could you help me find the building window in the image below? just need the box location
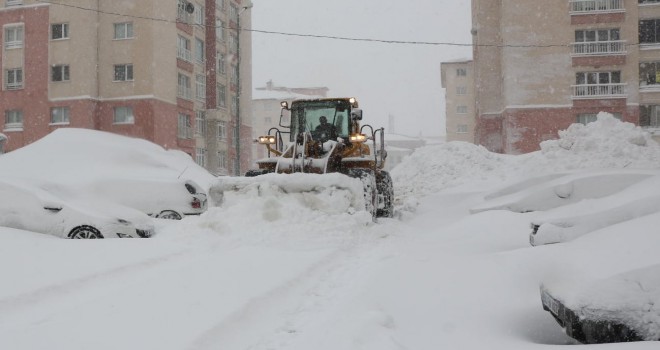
[577,113,622,125]
[640,61,660,87]
[640,19,660,44]
[178,73,192,99]
[229,33,238,53]
[229,4,239,22]
[231,96,238,116]
[640,105,660,128]
[177,0,192,22]
[5,0,23,7]
[640,0,660,4]
[217,151,227,171]
[51,23,69,40]
[264,117,272,124]
[218,53,226,74]
[113,106,134,124]
[196,74,206,101]
[456,86,467,95]
[216,18,225,41]
[5,68,23,90]
[178,113,192,139]
[216,0,226,11]
[195,38,205,63]
[4,25,23,49]
[51,65,70,82]
[456,105,468,114]
[230,65,239,85]
[114,22,134,39]
[195,111,207,135]
[456,68,467,77]
[195,148,207,167]
[50,107,70,124]
[573,28,624,55]
[4,110,23,130]
[217,83,226,107]
[114,64,134,81]
[456,124,468,133]
[217,121,227,140]
[177,35,192,62]
[194,5,205,25]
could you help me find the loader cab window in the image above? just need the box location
[290,100,351,141]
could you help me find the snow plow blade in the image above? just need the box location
[208,172,375,216]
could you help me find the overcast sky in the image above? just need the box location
[249,0,473,137]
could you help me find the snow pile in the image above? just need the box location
[0,128,215,190]
[391,113,660,213]
[533,112,660,170]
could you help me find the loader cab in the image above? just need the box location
[283,99,357,143]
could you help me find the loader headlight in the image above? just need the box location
[349,133,367,143]
[349,97,358,107]
[258,135,277,145]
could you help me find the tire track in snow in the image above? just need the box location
[186,229,393,350]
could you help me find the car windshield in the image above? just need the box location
[290,100,350,141]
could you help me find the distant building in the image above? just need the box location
[471,0,660,153]
[383,133,426,171]
[251,80,327,163]
[0,0,253,175]
[441,60,476,143]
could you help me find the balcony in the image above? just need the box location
[571,40,626,56]
[571,83,626,99]
[177,47,192,62]
[569,0,625,14]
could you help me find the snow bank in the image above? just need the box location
[391,113,660,212]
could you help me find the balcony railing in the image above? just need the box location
[177,47,192,62]
[177,85,192,99]
[571,40,626,56]
[4,40,22,49]
[571,83,626,98]
[569,0,625,13]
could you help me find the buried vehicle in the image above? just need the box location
[215,97,393,218]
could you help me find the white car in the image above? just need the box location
[79,178,208,220]
[0,178,154,239]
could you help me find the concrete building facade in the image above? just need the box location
[1,0,253,175]
[471,0,660,154]
[441,60,477,143]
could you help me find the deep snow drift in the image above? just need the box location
[1,114,660,349]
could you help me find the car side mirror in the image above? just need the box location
[351,108,363,121]
[279,108,291,128]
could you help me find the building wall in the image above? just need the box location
[1,0,253,175]
[471,0,660,153]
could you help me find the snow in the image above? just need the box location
[2,114,660,348]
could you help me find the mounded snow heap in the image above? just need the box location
[0,128,215,190]
[391,113,660,210]
[533,112,660,169]
[390,142,514,202]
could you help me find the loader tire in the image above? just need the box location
[376,171,394,218]
[346,168,377,218]
[245,169,270,177]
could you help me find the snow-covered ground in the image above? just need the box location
[1,114,660,349]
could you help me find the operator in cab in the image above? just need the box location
[314,116,338,141]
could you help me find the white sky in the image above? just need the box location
[250,0,473,137]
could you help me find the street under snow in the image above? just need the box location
[1,114,660,349]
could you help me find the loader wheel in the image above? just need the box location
[376,171,394,218]
[245,169,270,177]
[346,168,377,218]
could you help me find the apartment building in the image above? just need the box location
[440,60,476,143]
[471,0,660,154]
[0,0,252,175]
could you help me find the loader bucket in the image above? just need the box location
[209,173,374,217]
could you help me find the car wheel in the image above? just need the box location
[157,210,183,220]
[68,225,104,239]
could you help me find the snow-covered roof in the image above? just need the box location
[252,89,325,101]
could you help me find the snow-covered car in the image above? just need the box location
[80,178,208,220]
[471,169,657,214]
[539,212,660,343]
[0,178,154,239]
[529,174,660,246]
